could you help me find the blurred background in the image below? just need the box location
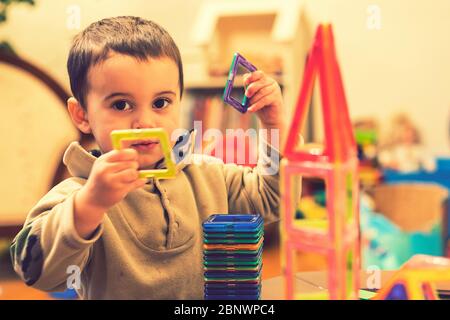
[0,0,449,299]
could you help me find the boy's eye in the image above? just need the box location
[153,98,170,109]
[112,100,132,111]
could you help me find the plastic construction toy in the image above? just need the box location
[223,52,257,113]
[202,214,264,300]
[110,128,176,179]
[280,24,360,300]
[369,254,450,300]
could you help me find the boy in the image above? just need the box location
[10,16,285,299]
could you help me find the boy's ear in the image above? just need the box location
[67,97,92,134]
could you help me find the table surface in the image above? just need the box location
[261,270,450,299]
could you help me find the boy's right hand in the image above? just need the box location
[74,149,146,239]
[82,148,146,209]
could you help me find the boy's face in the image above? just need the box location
[75,53,181,169]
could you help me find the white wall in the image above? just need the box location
[0,0,204,88]
[304,0,450,155]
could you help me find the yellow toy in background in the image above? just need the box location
[372,254,450,300]
[110,128,176,179]
[296,197,327,220]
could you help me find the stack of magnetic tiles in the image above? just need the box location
[203,214,264,300]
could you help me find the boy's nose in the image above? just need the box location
[131,109,157,129]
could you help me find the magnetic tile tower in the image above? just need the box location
[280,24,360,300]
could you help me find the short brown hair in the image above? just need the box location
[67,16,184,108]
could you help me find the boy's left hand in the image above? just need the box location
[244,71,286,145]
[244,71,284,127]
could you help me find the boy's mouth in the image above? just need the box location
[130,139,160,152]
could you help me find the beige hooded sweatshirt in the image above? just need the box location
[10,131,280,299]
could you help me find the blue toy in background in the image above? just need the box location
[383,157,450,244]
[49,288,78,300]
[360,199,444,270]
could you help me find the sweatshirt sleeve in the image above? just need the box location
[222,138,282,225]
[10,177,103,292]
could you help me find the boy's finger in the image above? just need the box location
[245,79,271,98]
[105,160,139,173]
[124,177,147,193]
[104,148,139,162]
[128,178,147,192]
[248,96,272,113]
[243,73,251,85]
[248,83,276,102]
[114,168,140,183]
[243,70,265,86]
